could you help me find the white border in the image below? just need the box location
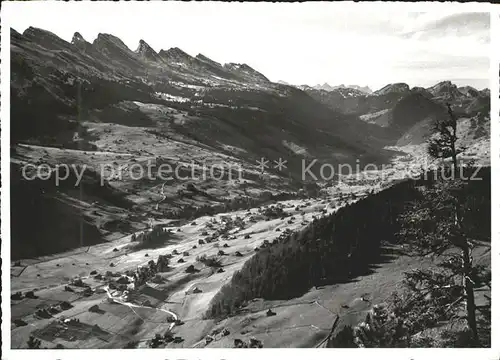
[489,9,500,358]
[1,2,499,359]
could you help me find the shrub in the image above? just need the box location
[11,292,23,300]
[198,255,222,268]
[25,291,37,299]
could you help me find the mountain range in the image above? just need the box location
[10,26,490,257]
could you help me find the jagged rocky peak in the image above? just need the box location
[373,83,410,96]
[72,32,86,44]
[224,62,269,82]
[458,85,479,98]
[160,47,193,62]
[314,83,336,91]
[427,81,461,98]
[479,88,490,96]
[23,26,57,39]
[410,86,433,97]
[23,27,60,42]
[135,39,161,61]
[71,32,93,53]
[11,28,23,41]
[196,53,222,67]
[93,33,130,51]
[348,85,373,94]
[22,26,71,50]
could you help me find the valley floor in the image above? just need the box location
[10,127,491,349]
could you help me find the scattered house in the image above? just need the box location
[249,337,263,348]
[117,276,130,284]
[163,331,174,343]
[198,239,205,245]
[235,251,243,257]
[177,258,185,263]
[216,268,225,273]
[25,291,37,299]
[192,245,197,249]
[193,287,202,294]
[71,278,85,287]
[183,251,190,256]
[244,234,251,239]
[48,306,60,314]
[151,274,164,284]
[145,253,149,257]
[223,243,229,248]
[13,319,27,327]
[266,309,276,317]
[11,292,23,300]
[222,328,230,336]
[234,339,246,348]
[217,250,225,256]
[113,248,119,252]
[81,287,93,297]
[109,263,115,267]
[185,265,197,273]
[90,270,97,275]
[205,335,214,344]
[35,308,52,319]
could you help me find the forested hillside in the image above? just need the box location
[207,167,490,319]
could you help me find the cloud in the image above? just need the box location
[399,12,490,40]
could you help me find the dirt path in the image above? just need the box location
[104,286,179,331]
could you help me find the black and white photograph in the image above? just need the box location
[1,1,497,356]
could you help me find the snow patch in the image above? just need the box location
[282,140,309,156]
[155,92,190,103]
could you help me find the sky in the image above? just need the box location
[5,1,491,91]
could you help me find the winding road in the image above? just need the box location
[104,286,179,331]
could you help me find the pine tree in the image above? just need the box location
[399,104,481,345]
